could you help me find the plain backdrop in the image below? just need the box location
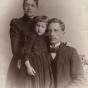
[0,0,88,88]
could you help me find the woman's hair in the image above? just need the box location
[33,15,49,26]
[23,0,38,7]
[48,18,65,31]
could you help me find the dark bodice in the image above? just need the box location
[10,15,33,56]
[24,32,48,61]
[32,34,48,54]
[26,32,48,54]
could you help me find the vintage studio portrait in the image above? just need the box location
[0,0,88,88]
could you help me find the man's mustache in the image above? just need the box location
[49,37,56,40]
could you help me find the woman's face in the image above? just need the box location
[35,22,47,35]
[23,0,37,18]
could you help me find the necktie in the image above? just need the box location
[50,46,59,53]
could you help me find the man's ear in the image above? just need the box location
[62,31,65,35]
[61,31,65,37]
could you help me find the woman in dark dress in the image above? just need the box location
[5,0,38,88]
[19,16,54,88]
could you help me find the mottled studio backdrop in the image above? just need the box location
[0,0,88,88]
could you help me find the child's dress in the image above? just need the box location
[19,32,53,88]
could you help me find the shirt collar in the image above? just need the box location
[50,42,61,48]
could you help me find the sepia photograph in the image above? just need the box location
[0,0,88,88]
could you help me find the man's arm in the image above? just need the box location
[66,48,85,88]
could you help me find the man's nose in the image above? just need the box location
[51,31,54,36]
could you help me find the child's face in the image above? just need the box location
[35,22,47,35]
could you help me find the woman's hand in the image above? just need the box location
[17,59,22,69]
[25,61,36,76]
[27,65,36,76]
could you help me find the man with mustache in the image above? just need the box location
[47,18,85,88]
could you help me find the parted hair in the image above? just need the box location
[48,18,65,31]
[23,0,38,7]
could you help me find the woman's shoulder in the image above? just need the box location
[10,18,19,26]
[10,16,25,26]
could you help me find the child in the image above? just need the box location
[19,16,53,88]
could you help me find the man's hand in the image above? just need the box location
[84,59,88,65]
[62,42,70,46]
[17,59,22,69]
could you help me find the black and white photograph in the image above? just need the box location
[0,0,88,88]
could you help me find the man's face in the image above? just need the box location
[48,23,64,45]
[35,22,47,35]
[23,0,37,17]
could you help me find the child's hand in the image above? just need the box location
[27,65,36,76]
[17,59,22,69]
[25,61,36,76]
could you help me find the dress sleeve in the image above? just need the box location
[23,32,36,62]
[66,48,86,88]
[10,19,23,57]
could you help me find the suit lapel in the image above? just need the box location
[55,43,67,75]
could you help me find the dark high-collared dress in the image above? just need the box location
[19,32,54,88]
[5,15,34,88]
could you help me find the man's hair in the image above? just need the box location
[33,15,48,26]
[48,18,65,31]
[23,0,38,7]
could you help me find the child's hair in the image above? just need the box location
[48,18,65,31]
[33,15,49,26]
[33,15,49,33]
